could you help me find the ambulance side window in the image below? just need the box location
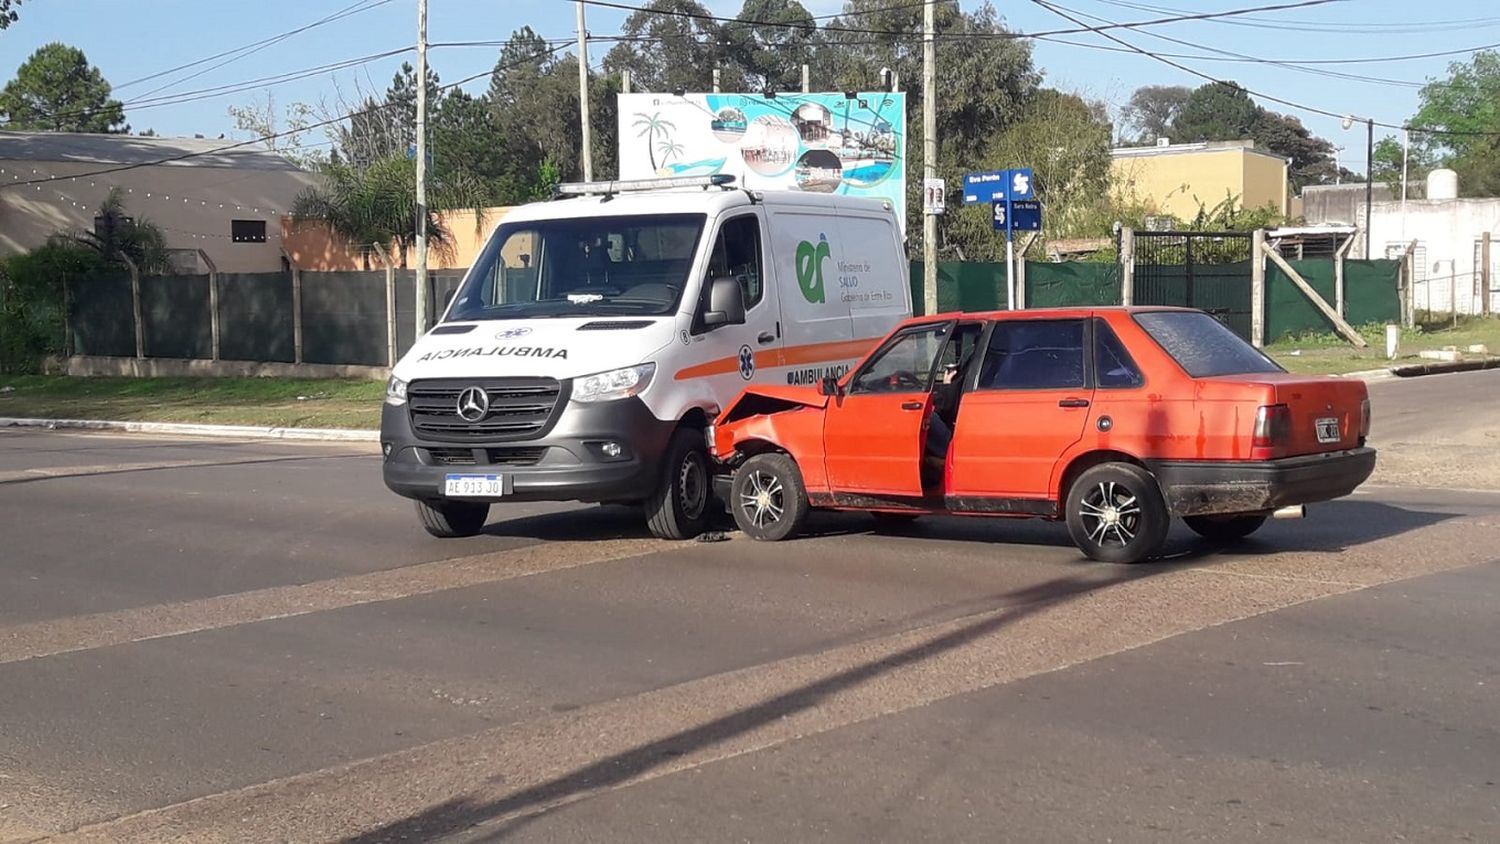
[706,215,764,310]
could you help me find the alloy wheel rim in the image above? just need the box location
[738,469,785,529]
[1079,480,1142,548]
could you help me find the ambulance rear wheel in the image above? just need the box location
[646,428,711,540]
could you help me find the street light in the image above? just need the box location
[1342,115,1374,258]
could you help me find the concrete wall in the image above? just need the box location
[1368,198,1500,314]
[1301,183,1395,226]
[0,160,319,273]
[1111,146,1289,221]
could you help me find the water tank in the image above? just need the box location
[1427,168,1458,200]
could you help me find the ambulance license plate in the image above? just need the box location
[444,474,506,497]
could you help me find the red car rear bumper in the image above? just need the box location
[1148,447,1377,517]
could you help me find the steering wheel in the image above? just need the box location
[886,370,923,390]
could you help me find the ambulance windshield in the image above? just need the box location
[447,214,706,321]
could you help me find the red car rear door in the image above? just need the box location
[823,322,953,496]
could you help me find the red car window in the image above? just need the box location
[978,320,1086,390]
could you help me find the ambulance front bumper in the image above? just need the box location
[380,397,675,504]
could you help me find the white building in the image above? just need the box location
[1365,169,1500,316]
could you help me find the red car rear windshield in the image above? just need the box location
[1135,311,1284,378]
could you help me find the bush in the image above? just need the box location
[0,241,105,374]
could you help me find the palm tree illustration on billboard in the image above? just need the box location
[633,112,677,172]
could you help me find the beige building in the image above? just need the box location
[0,132,319,273]
[1111,139,1291,222]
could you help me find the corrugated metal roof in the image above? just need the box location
[0,131,306,171]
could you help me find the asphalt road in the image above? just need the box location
[1,371,1498,842]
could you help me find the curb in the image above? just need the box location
[1390,357,1500,378]
[1337,368,1397,382]
[0,417,379,442]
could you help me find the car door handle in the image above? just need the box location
[1058,398,1090,408]
[757,331,776,345]
[901,401,924,410]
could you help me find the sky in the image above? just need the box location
[2,0,1497,169]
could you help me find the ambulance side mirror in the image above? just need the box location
[702,277,746,329]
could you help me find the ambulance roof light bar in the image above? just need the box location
[554,174,737,197]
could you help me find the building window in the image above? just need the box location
[232,219,267,243]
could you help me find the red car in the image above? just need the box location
[709,307,1375,563]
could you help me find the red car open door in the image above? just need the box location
[823,322,952,496]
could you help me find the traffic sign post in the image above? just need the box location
[970,168,1041,311]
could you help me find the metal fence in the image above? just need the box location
[1132,231,1255,339]
[66,267,468,368]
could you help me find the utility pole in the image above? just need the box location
[414,0,429,336]
[921,0,937,317]
[576,1,593,181]
[1364,117,1374,260]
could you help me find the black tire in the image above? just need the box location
[416,499,489,538]
[729,452,810,542]
[645,428,712,540]
[1065,462,1169,564]
[1184,513,1268,542]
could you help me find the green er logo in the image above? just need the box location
[795,234,832,304]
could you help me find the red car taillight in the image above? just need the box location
[1360,398,1371,440]
[1252,404,1291,460]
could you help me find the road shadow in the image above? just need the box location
[813,498,1455,562]
[480,505,657,542]
[337,554,1219,844]
[0,451,368,486]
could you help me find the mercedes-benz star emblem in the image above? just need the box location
[456,386,490,422]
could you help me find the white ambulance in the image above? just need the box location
[381,175,912,540]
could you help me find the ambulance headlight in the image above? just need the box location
[385,376,409,406]
[572,363,656,403]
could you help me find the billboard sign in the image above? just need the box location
[617,91,907,231]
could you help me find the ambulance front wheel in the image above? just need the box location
[645,428,711,540]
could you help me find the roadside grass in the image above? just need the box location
[0,376,383,429]
[1265,314,1500,375]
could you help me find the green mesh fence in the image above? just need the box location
[1266,259,1400,342]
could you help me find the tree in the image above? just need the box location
[65,188,170,273]
[816,0,1038,256]
[1169,82,1257,143]
[1120,85,1190,145]
[982,89,1113,247]
[1409,50,1500,197]
[603,0,743,94]
[722,0,820,92]
[1251,110,1338,189]
[292,155,489,264]
[0,43,126,132]
[228,91,323,169]
[0,0,20,30]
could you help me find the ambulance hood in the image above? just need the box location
[392,318,678,382]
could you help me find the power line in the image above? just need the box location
[569,0,1343,42]
[1026,0,1500,137]
[1093,0,1500,34]
[121,0,395,97]
[0,43,576,192]
[1041,0,1488,91]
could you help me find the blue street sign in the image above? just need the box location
[991,200,1008,231]
[965,167,1035,204]
[964,170,1006,204]
[1008,168,1034,201]
[1010,198,1042,232]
